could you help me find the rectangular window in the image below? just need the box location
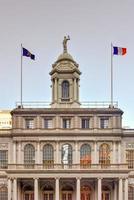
[25,119,34,129]
[81,118,90,129]
[44,119,53,129]
[63,119,71,129]
[126,150,134,169]
[100,118,109,129]
[0,150,8,169]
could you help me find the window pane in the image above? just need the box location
[0,150,8,169]
[126,150,134,169]
[25,119,34,129]
[62,144,72,166]
[43,144,54,168]
[63,119,70,129]
[44,119,53,128]
[24,144,35,168]
[0,187,7,200]
[99,144,110,167]
[80,144,91,167]
[129,186,134,200]
[100,118,109,128]
[81,119,89,129]
[62,81,69,99]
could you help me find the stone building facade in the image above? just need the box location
[0,41,134,200]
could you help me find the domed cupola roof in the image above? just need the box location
[57,52,74,62]
[50,36,81,76]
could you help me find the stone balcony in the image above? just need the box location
[7,163,128,171]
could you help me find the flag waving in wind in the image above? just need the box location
[22,47,35,60]
[113,46,127,56]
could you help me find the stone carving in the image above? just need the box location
[126,143,134,149]
[63,35,70,53]
[0,143,8,150]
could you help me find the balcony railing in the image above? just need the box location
[16,101,118,109]
[7,163,128,170]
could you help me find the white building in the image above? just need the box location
[0,39,134,200]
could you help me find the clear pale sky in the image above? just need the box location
[0,0,134,128]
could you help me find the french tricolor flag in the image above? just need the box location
[113,46,127,55]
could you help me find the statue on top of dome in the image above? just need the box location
[63,35,70,53]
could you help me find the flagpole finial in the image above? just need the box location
[63,35,70,53]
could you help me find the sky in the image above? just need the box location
[0,0,134,128]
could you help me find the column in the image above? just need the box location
[13,142,16,164]
[8,178,12,200]
[76,178,80,200]
[118,178,123,200]
[13,178,17,200]
[94,141,97,164]
[113,142,116,164]
[56,141,59,164]
[74,78,77,101]
[37,142,40,164]
[118,142,121,163]
[55,178,59,200]
[54,78,57,101]
[18,142,21,164]
[52,79,54,102]
[98,178,102,200]
[75,141,78,164]
[34,178,39,200]
[124,178,128,200]
[114,181,117,200]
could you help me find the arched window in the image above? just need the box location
[80,144,91,168]
[99,143,110,167]
[24,144,35,168]
[43,144,54,168]
[0,186,8,200]
[61,144,72,167]
[62,81,69,100]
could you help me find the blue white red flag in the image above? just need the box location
[113,46,127,55]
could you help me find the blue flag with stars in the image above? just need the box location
[22,47,35,60]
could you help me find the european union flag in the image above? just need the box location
[22,47,35,60]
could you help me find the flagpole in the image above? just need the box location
[111,43,113,107]
[21,44,23,108]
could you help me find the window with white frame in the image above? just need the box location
[44,119,53,129]
[25,119,34,129]
[81,118,90,129]
[0,150,8,169]
[100,118,109,129]
[62,118,71,129]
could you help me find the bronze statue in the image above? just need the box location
[63,35,70,53]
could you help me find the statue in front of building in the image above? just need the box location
[63,35,70,53]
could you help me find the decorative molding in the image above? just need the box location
[0,143,8,150]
